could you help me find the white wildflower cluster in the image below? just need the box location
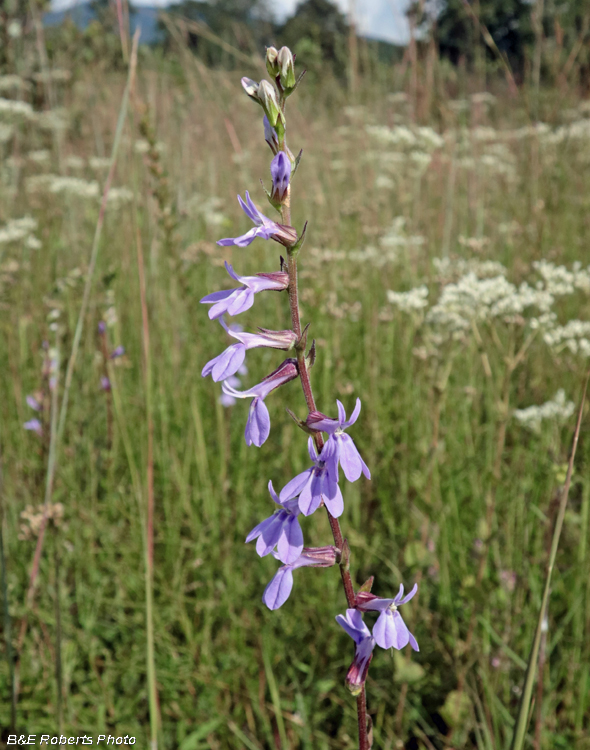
[35,109,70,133]
[434,256,507,280]
[184,194,227,228]
[513,390,575,435]
[0,216,39,246]
[533,260,590,296]
[27,149,51,164]
[49,176,100,198]
[32,69,71,84]
[106,187,133,209]
[386,286,429,313]
[0,97,34,123]
[379,217,425,250]
[65,155,85,171]
[26,174,100,199]
[0,124,13,144]
[134,139,166,155]
[89,157,112,171]
[322,291,362,321]
[0,75,28,94]
[542,320,590,357]
[426,273,553,332]
[365,125,444,178]
[309,244,402,268]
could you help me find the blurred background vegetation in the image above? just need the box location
[1,0,590,748]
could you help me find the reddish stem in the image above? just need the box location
[282,181,368,749]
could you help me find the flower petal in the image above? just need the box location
[263,566,294,610]
[337,434,364,482]
[254,514,284,557]
[298,472,322,516]
[277,515,303,564]
[245,398,270,447]
[391,611,410,649]
[343,397,361,428]
[322,480,343,518]
[245,513,276,544]
[226,288,253,317]
[372,610,394,649]
[336,608,370,643]
[279,469,312,504]
[399,583,418,605]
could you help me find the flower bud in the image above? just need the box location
[277,46,296,92]
[269,223,298,248]
[266,46,279,78]
[270,152,291,203]
[241,77,259,100]
[263,116,279,154]
[256,328,298,350]
[258,80,282,129]
[345,637,374,696]
[297,546,339,567]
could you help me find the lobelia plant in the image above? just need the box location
[200,46,419,750]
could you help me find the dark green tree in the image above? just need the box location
[277,0,349,76]
[159,0,273,66]
[434,0,534,74]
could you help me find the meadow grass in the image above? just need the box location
[1,51,590,749]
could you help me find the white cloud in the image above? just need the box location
[51,0,410,44]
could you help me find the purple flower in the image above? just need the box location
[270,152,291,203]
[356,584,419,651]
[217,192,297,248]
[101,376,111,392]
[263,115,279,153]
[246,481,303,564]
[200,261,289,320]
[279,437,343,517]
[24,418,42,437]
[221,359,298,447]
[263,546,339,610]
[307,399,371,483]
[202,321,297,383]
[26,394,42,412]
[98,321,106,334]
[110,346,125,359]
[335,609,375,695]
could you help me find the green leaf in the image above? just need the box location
[179,719,223,749]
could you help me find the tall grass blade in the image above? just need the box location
[510,373,589,750]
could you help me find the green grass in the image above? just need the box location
[1,56,590,749]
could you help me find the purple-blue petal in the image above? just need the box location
[255,514,285,557]
[211,344,246,382]
[263,566,294,610]
[246,512,277,544]
[226,288,254,317]
[343,398,362,428]
[337,433,365,482]
[238,192,262,224]
[297,472,321,516]
[280,468,312,504]
[276,515,303,564]
[245,398,270,447]
[322,480,343,518]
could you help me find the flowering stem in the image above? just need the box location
[281,149,368,750]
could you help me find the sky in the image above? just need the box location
[50,0,411,45]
